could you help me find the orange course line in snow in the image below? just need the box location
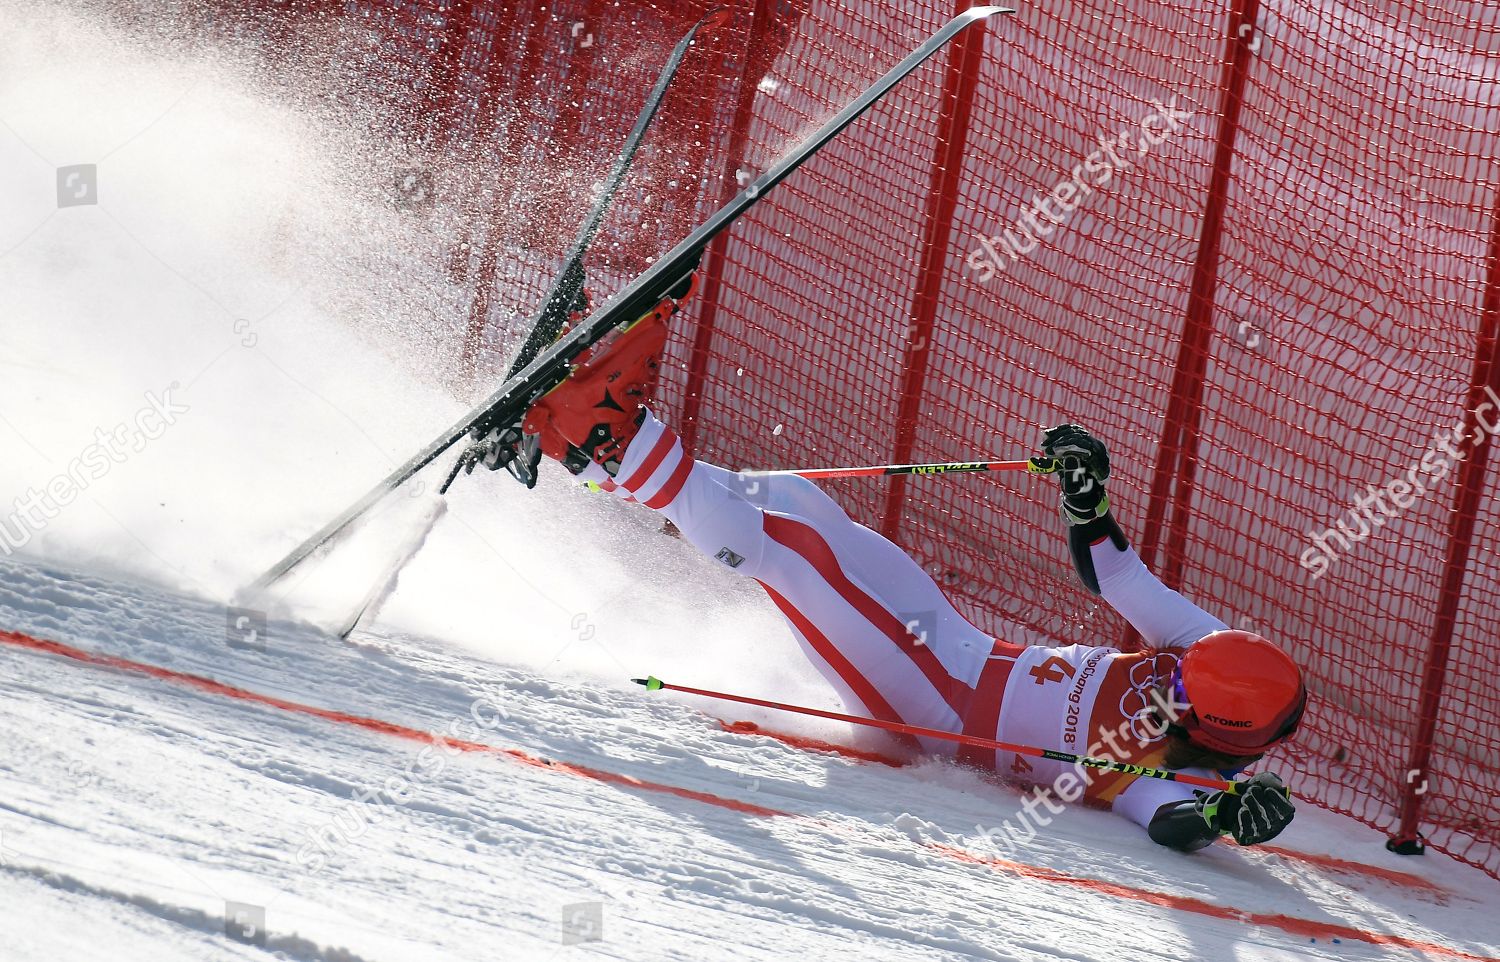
[934,844,1487,962]
[0,629,783,819]
[1255,843,1445,896]
[717,720,907,767]
[0,627,1485,960]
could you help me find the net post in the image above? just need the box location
[679,7,778,454]
[460,6,555,387]
[1392,187,1500,853]
[1127,0,1261,651]
[879,3,990,543]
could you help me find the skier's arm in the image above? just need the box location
[1091,541,1225,650]
[1117,770,1296,850]
[1148,773,1296,850]
[1034,425,1224,650]
[1113,768,1217,850]
[1146,798,1221,851]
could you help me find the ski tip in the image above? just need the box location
[702,7,732,31]
[632,676,665,691]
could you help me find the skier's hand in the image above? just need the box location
[1197,771,1295,846]
[1033,423,1110,524]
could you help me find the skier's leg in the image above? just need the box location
[507,298,998,745]
[693,458,995,672]
[580,411,995,743]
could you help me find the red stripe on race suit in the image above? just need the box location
[762,513,970,719]
[1,628,1474,959]
[955,642,1022,771]
[618,425,677,493]
[642,450,694,509]
[596,477,637,503]
[756,581,923,755]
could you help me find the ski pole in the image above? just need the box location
[632,675,1242,793]
[744,457,1059,481]
[751,459,1032,480]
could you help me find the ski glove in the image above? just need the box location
[1033,423,1111,525]
[1197,771,1296,846]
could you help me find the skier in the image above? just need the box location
[479,285,1304,852]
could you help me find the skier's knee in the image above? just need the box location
[676,495,767,578]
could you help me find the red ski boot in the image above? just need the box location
[522,271,698,476]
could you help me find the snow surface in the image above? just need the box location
[2,559,1498,962]
[0,4,1497,960]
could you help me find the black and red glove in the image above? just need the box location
[1199,771,1297,846]
[1031,423,1128,594]
[1032,423,1111,525]
[1149,772,1296,851]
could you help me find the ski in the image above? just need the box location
[247,9,725,598]
[443,6,731,495]
[501,7,733,386]
[247,5,1013,594]
[334,493,447,639]
[327,9,727,635]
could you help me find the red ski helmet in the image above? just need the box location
[1169,629,1306,756]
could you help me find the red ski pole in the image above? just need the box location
[633,675,1242,793]
[743,458,1052,481]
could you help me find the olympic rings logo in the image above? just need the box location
[1119,652,1180,744]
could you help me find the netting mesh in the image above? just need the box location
[193,0,1499,876]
